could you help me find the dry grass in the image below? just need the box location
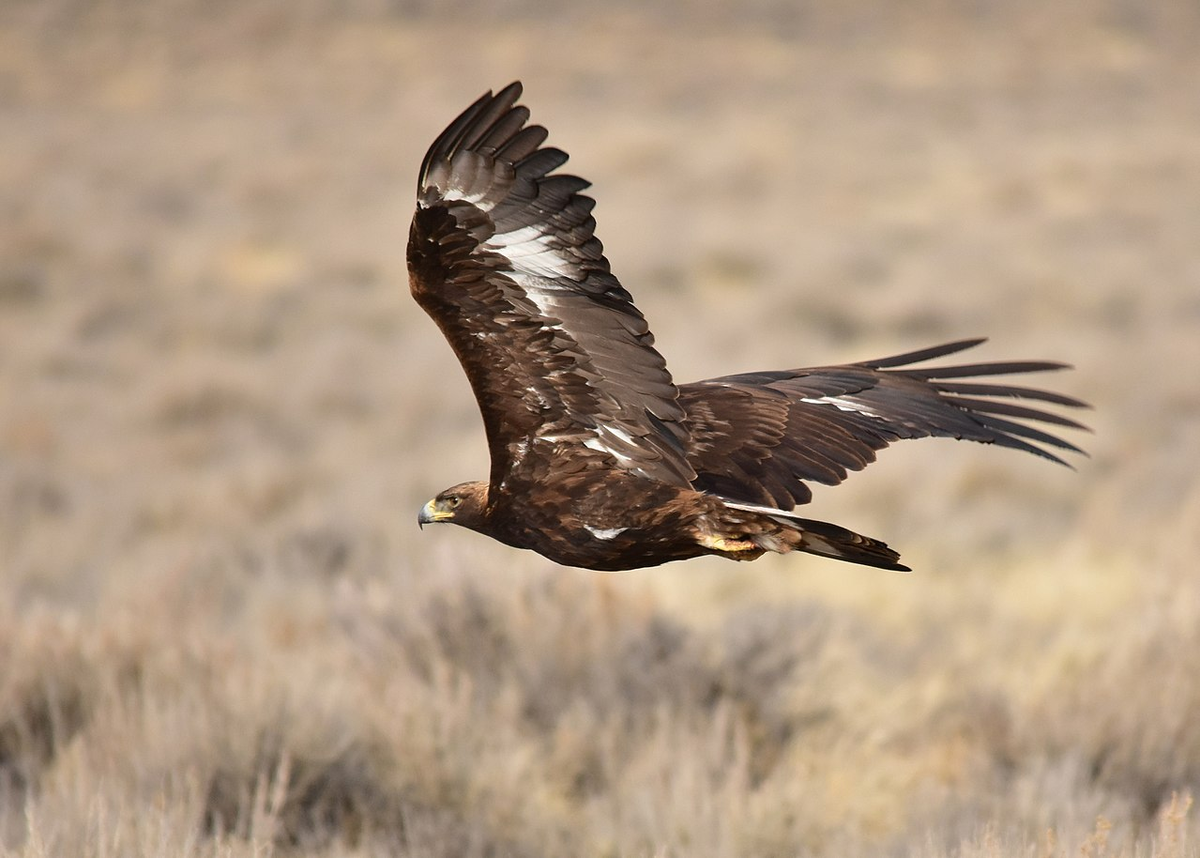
[3,0,1200,855]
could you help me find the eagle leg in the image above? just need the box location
[698,534,767,562]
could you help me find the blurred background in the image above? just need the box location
[2,1,1199,856]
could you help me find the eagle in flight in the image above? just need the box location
[409,82,1088,572]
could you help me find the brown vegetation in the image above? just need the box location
[2,1,1199,855]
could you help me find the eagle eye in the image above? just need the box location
[448,495,462,509]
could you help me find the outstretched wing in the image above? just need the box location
[408,83,693,488]
[682,339,1090,508]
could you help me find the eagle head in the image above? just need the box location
[418,481,489,532]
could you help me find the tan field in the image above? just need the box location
[2,1,1199,855]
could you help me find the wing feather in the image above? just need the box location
[682,339,1089,509]
[408,83,693,488]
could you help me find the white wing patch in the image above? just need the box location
[487,232,576,281]
[425,154,503,212]
[601,425,635,445]
[434,181,499,212]
[800,395,883,419]
[585,525,628,540]
[720,498,805,521]
[582,425,637,463]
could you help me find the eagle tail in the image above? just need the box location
[782,515,911,572]
[722,499,910,571]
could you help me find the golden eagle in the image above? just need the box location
[408,83,1088,572]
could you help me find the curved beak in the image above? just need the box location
[417,500,435,529]
[418,499,451,529]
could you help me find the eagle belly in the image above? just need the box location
[486,469,729,571]
[487,465,806,573]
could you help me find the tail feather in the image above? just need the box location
[722,499,910,571]
[786,515,910,572]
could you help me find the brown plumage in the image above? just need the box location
[409,82,1089,572]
